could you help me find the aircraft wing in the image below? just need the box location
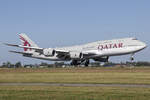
[4,43,96,59]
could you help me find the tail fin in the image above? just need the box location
[19,33,39,52]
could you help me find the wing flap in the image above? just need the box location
[55,49,69,54]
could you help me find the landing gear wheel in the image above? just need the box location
[130,57,134,61]
[130,54,134,62]
[129,53,134,67]
[85,60,89,67]
[71,60,80,66]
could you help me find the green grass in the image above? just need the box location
[0,86,150,100]
[0,67,150,84]
[1,72,150,84]
[0,67,150,100]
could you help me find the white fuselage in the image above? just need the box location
[30,38,147,61]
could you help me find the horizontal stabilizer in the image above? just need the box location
[3,43,19,47]
[9,50,33,55]
[4,43,43,51]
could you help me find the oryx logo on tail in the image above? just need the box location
[19,33,39,52]
[19,35,31,51]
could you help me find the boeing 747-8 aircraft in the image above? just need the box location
[4,33,147,66]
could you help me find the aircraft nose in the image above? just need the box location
[141,42,147,49]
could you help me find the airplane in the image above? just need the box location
[4,33,147,66]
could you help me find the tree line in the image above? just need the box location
[1,61,150,68]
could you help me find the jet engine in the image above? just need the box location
[70,52,83,59]
[93,56,109,62]
[43,48,55,56]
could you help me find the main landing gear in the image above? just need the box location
[70,60,80,66]
[84,59,90,66]
[71,59,90,66]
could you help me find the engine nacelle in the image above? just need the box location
[70,52,83,59]
[43,48,55,56]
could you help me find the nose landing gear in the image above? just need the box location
[129,53,135,67]
[130,54,134,62]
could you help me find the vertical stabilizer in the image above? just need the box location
[19,33,39,52]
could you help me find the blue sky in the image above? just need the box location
[0,0,150,64]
